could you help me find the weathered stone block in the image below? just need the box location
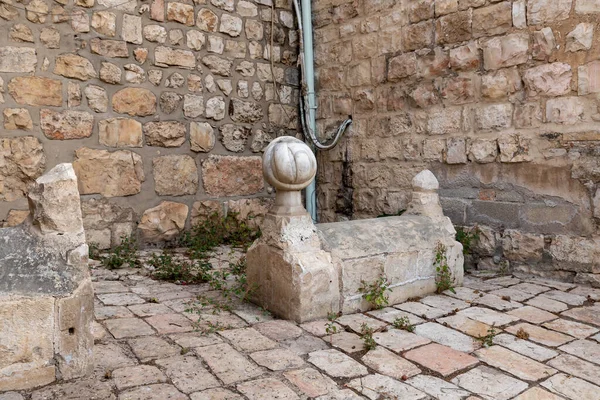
[8,77,62,107]
[202,155,263,196]
[523,63,572,97]
[90,38,129,57]
[498,134,531,163]
[449,42,480,70]
[474,103,513,131]
[3,108,32,130]
[566,23,594,52]
[73,147,144,197]
[0,136,46,202]
[190,122,215,152]
[527,0,572,25]
[121,14,142,44]
[53,54,96,81]
[427,108,462,135]
[112,88,157,116]
[40,109,94,140]
[546,97,585,125]
[578,61,600,95]
[144,121,186,147]
[481,68,522,99]
[138,201,188,242]
[576,0,600,13]
[98,118,143,147]
[472,2,511,38]
[155,46,196,69]
[532,27,556,60]
[403,21,434,51]
[388,53,417,81]
[435,10,472,45]
[153,155,198,196]
[446,138,467,164]
[469,139,497,163]
[482,33,529,70]
[167,2,194,25]
[0,46,36,73]
[220,124,251,152]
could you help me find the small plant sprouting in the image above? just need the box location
[476,324,497,347]
[358,276,392,309]
[435,243,455,294]
[325,312,340,343]
[455,226,480,255]
[516,327,530,340]
[360,323,377,350]
[392,316,415,332]
[100,235,139,269]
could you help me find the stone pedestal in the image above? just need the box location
[0,164,93,391]
[247,139,463,322]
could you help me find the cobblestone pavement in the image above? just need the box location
[6,249,600,400]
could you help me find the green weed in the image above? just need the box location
[455,226,480,255]
[476,324,497,347]
[435,243,455,294]
[392,316,415,332]
[360,323,377,350]
[358,276,391,309]
[99,235,139,269]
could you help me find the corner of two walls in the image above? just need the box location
[0,0,300,247]
[313,0,600,285]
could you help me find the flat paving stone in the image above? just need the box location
[94,342,137,374]
[492,333,558,362]
[437,314,495,338]
[0,393,24,400]
[250,348,305,371]
[196,343,263,385]
[152,290,195,302]
[188,311,248,331]
[559,339,600,364]
[570,286,600,301]
[561,305,600,327]
[237,378,299,400]
[442,286,482,302]
[395,301,448,319]
[452,366,528,400]
[112,365,166,390]
[218,327,278,352]
[414,322,480,353]
[145,313,193,334]
[373,328,430,353]
[315,389,364,400]
[98,293,146,306]
[347,374,428,400]
[361,346,421,379]
[30,379,116,400]
[127,303,173,317]
[367,307,425,325]
[526,295,569,313]
[463,278,502,292]
[329,331,365,354]
[130,282,181,296]
[526,278,576,291]
[190,388,243,400]
[509,283,552,295]
[96,306,134,320]
[541,373,600,400]
[308,349,368,378]
[168,332,222,348]
[474,294,522,311]
[548,354,600,384]
[474,345,556,381]
[230,302,274,324]
[128,336,180,362]
[283,368,337,398]
[404,343,479,377]
[299,319,342,337]
[505,323,574,347]
[281,334,329,355]
[104,318,155,339]
[542,290,587,306]
[254,320,304,341]
[420,295,470,312]
[543,318,598,339]
[118,383,187,400]
[406,375,471,400]
[486,276,521,287]
[457,306,519,327]
[489,288,536,302]
[155,356,220,393]
[336,313,387,333]
[507,306,558,324]
[94,281,129,294]
[513,386,563,400]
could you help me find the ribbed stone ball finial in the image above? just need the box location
[263,136,317,192]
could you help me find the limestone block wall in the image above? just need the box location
[313,0,600,284]
[0,0,298,247]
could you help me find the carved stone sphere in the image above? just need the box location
[263,136,317,191]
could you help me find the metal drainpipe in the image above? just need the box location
[300,0,318,222]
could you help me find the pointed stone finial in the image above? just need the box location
[406,169,444,218]
[263,136,317,216]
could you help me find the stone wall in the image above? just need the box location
[0,0,298,246]
[313,0,600,284]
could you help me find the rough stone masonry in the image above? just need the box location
[0,0,299,247]
[313,0,600,285]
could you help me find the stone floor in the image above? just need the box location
[5,248,600,400]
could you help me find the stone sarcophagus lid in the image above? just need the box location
[247,137,463,322]
[0,164,93,391]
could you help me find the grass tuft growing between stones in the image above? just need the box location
[89,235,139,269]
[455,226,480,255]
[358,276,391,309]
[435,243,455,294]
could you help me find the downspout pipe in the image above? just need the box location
[299,0,318,223]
